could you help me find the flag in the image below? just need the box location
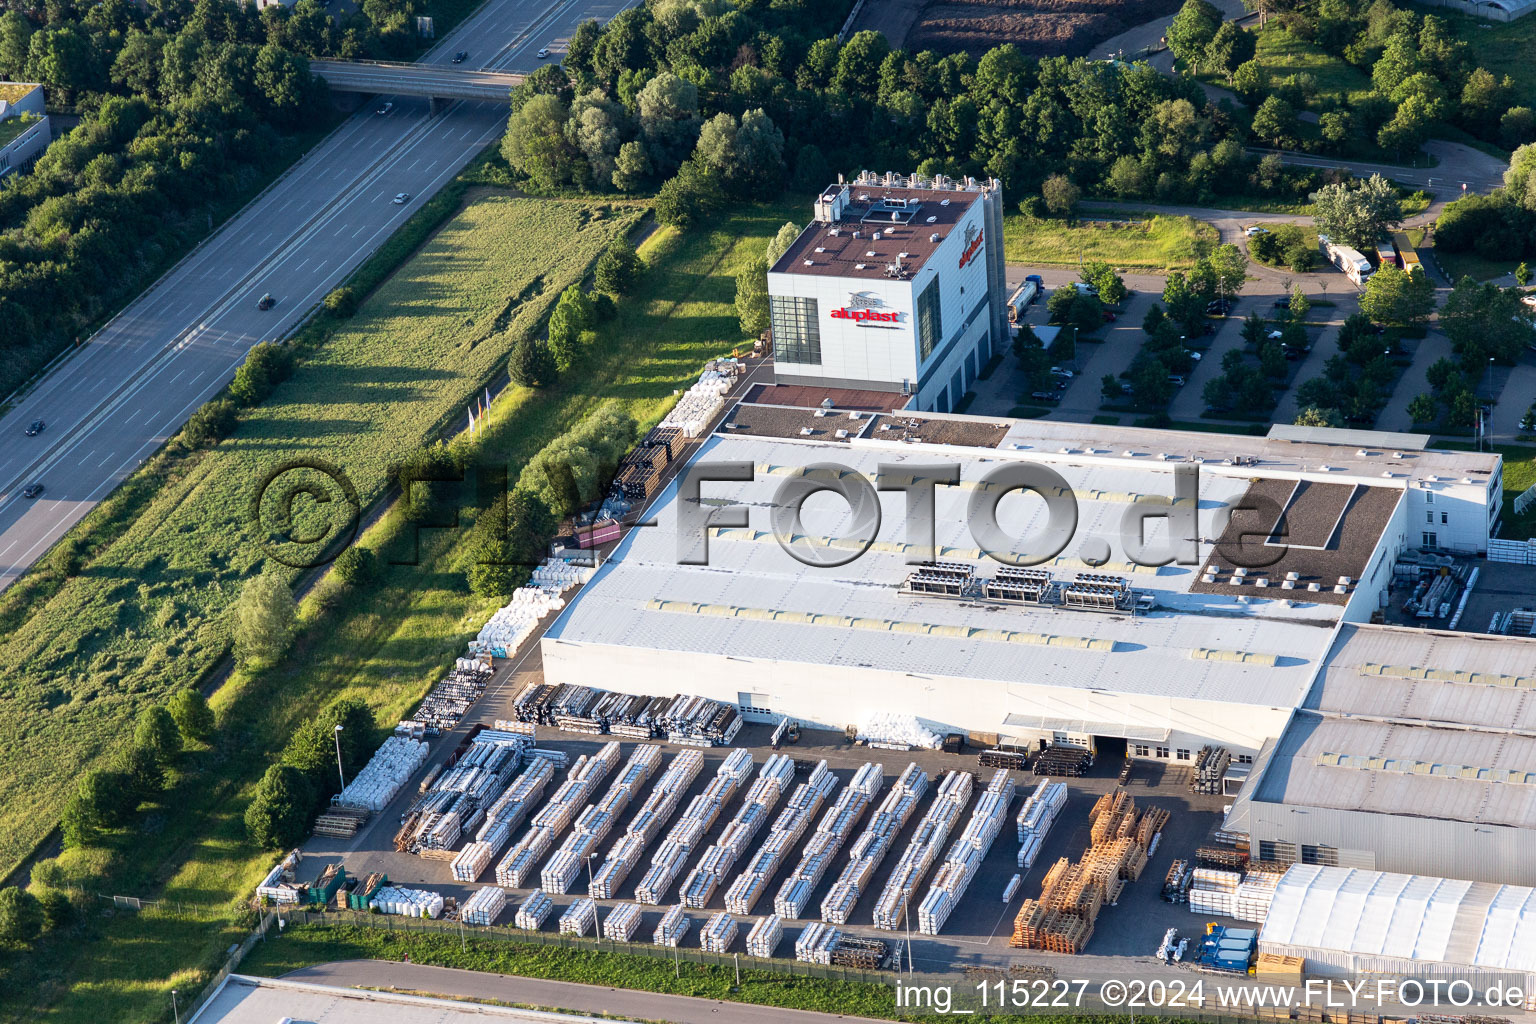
[468,407,475,433]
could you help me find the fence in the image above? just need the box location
[274,907,895,987]
[1488,537,1536,565]
[1514,483,1536,518]
[181,911,279,1022]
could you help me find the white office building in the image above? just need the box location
[766,170,1008,413]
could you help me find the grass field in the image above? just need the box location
[0,192,799,1023]
[1002,214,1217,270]
[1245,25,1375,107]
[1408,2,1536,105]
[0,197,637,886]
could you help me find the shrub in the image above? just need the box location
[332,547,380,589]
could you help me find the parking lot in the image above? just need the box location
[297,622,1244,978]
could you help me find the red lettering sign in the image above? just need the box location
[830,307,901,323]
[958,227,985,270]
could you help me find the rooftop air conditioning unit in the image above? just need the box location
[926,216,937,224]
[930,233,940,243]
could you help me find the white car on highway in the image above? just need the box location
[537,46,550,58]
[393,192,410,205]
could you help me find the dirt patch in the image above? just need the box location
[901,0,1184,59]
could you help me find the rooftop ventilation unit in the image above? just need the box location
[939,199,950,206]
[866,250,877,257]
[835,429,849,439]
[927,215,938,223]
[929,233,940,243]
[899,252,910,259]
[855,263,866,270]
[799,427,813,435]
[803,259,813,266]
[872,231,882,241]
[815,247,826,253]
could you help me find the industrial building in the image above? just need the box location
[766,171,1008,413]
[542,413,1503,761]
[1259,865,1536,991]
[1224,624,1536,885]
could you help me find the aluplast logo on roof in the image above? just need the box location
[673,460,1290,570]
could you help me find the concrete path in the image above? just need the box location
[1375,331,1454,434]
[283,961,899,1024]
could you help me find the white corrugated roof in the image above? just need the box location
[1262,865,1536,972]
[548,434,1346,709]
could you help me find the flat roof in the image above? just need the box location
[770,185,978,281]
[194,976,635,1024]
[546,432,1350,710]
[742,383,908,412]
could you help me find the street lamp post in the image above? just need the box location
[171,989,180,1024]
[333,724,347,795]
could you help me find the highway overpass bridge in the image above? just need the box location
[311,60,525,106]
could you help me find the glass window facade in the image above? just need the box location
[769,294,821,365]
[917,276,942,362]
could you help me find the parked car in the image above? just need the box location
[1073,282,1098,296]
[1245,225,1268,236]
[1050,367,1073,378]
[393,192,410,204]
[22,483,44,499]
[1120,382,1134,394]
[452,51,468,63]
[1523,294,1536,310]
[1167,375,1187,387]
[1030,391,1061,402]
[376,101,393,115]
[1187,350,1202,361]
[1101,310,1117,322]
[1267,329,1284,340]
[1274,296,1291,309]
[24,419,44,436]
[1206,299,1231,316]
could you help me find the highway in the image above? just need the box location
[0,0,633,591]
[311,60,526,102]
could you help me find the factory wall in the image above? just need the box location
[1243,801,1536,886]
[541,638,1292,755]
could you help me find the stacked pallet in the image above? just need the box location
[1189,868,1242,917]
[1032,745,1093,777]
[917,769,1015,934]
[796,923,888,968]
[774,762,878,919]
[725,760,839,915]
[461,886,507,925]
[1016,780,1067,870]
[543,744,661,894]
[313,806,369,839]
[873,771,974,930]
[700,911,738,952]
[654,904,690,946]
[1088,791,1136,846]
[821,763,925,924]
[978,748,1028,770]
[509,687,742,746]
[1190,746,1232,795]
[1195,845,1246,871]
[682,754,797,908]
[1010,899,1093,953]
[746,914,783,957]
[603,902,643,941]
[636,749,753,904]
[1233,868,1284,922]
[1162,859,1192,903]
[560,897,598,937]
[515,890,554,930]
[408,659,494,733]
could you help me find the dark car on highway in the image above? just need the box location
[24,419,44,436]
[452,51,468,63]
[258,293,276,310]
[22,483,44,499]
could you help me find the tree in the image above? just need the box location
[234,571,297,666]
[509,336,557,388]
[502,93,582,190]
[244,763,315,850]
[169,689,215,744]
[547,284,595,372]
[1501,107,1536,150]
[1041,174,1080,217]
[465,488,554,597]
[1294,406,1342,427]
[1441,276,1531,364]
[1101,374,1123,402]
[1168,0,1222,67]
[1251,95,1300,149]
[1360,264,1435,328]
[1407,393,1439,424]
[832,30,889,95]
[1309,174,1402,250]
[1517,262,1532,287]
[117,745,164,804]
[60,769,133,846]
[1377,93,1432,157]
[1289,285,1311,321]
[230,342,294,407]
[654,161,725,230]
[1162,271,1208,336]
[637,72,701,175]
[766,222,800,266]
[611,140,650,192]
[595,241,644,295]
[1210,243,1248,298]
[133,705,181,766]
[1080,261,1127,305]
[324,287,357,317]
[693,108,784,195]
[735,256,769,336]
[0,888,43,943]
[1204,21,1255,84]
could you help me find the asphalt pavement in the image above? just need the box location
[0,0,636,591]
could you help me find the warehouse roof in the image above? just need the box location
[1261,865,1536,973]
[770,181,981,281]
[546,432,1355,710]
[197,976,639,1023]
[1249,623,1536,830]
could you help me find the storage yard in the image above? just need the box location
[286,622,1234,973]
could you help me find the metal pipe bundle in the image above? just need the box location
[680,754,793,910]
[821,763,924,924]
[603,902,642,941]
[635,751,752,904]
[461,885,506,925]
[873,770,973,930]
[917,769,1013,934]
[1016,780,1067,869]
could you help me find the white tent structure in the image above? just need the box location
[1260,865,1536,986]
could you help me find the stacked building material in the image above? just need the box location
[404,730,532,855]
[1189,746,1232,795]
[653,904,690,946]
[309,864,346,907]
[659,695,744,746]
[461,885,507,925]
[479,755,557,842]
[255,849,305,904]
[856,712,941,750]
[745,914,783,957]
[1016,780,1067,870]
[681,754,795,908]
[496,826,554,888]
[1003,874,1021,902]
[406,659,494,733]
[774,762,877,919]
[515,890,554,930]
[1032,745,1093,777]
[1009,899,1092,954]
[603,902,643,941]
[1232,867,1283,923]
[1194,845,1245,871]
[560,897,598,937]
[451,842,496,883]
[1162,859,1192,903]
[371,886,444,918]
[978,749,1028,770]
[700,911,738,952]
[917,769,1014,934]
[543,744,659,894]
[821,763,924,924]
[1189,868,1243,916]
[347,872,387,911]
[796,923,888,968]
[658,364,734,437]
[636,749,752,904]
[508,687,742,745]
[723,760,837,915]
[471,581,566,659]
[313,807,369,839]
[335,735,430,810]
[873,771,973,930]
